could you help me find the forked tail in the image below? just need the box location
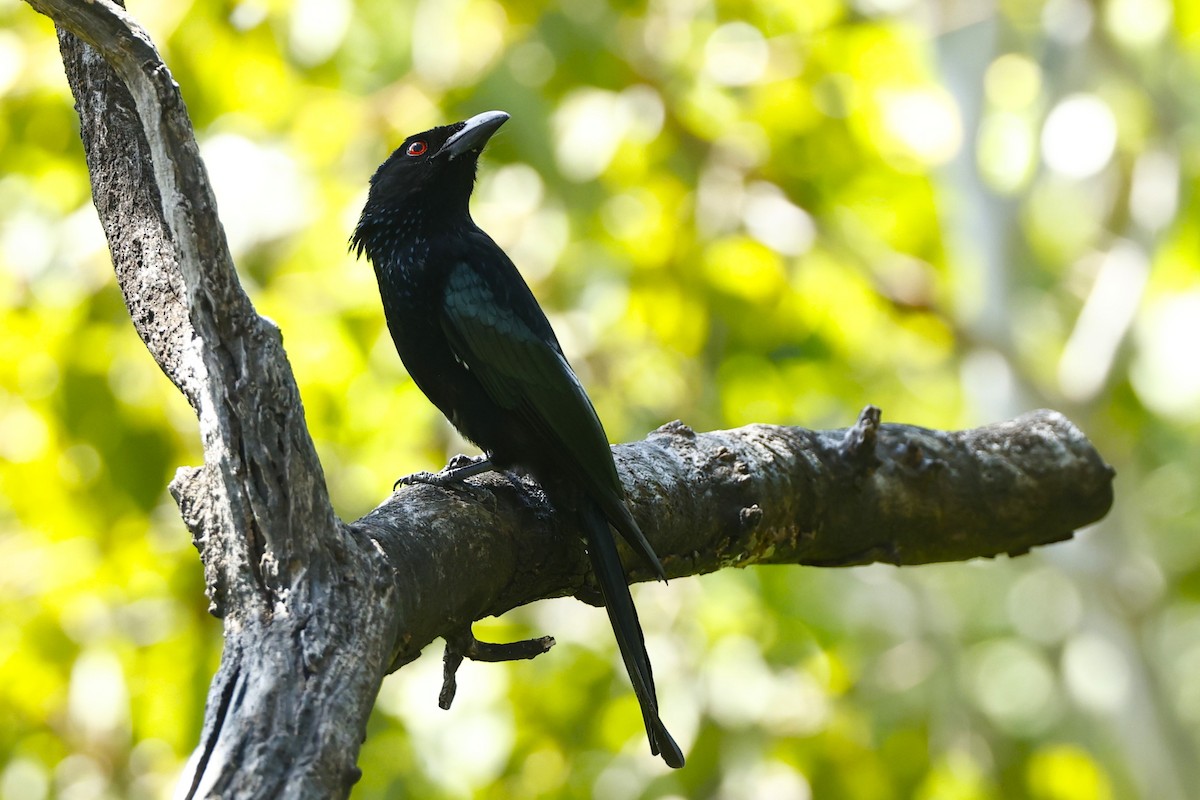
[579,500,685,768]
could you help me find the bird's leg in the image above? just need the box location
[444,453,494,479]
[438,625,556,709]
[394,453,494,491]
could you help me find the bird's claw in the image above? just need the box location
[394,470,451,490]
[393,462,492,502]
[393,453,496,490]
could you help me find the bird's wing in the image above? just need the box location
[439,256,619,491]
[440,246,667,579]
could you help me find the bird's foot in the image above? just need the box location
[445,453,492,476]
[394,470,446,490]
[394,455,495,496]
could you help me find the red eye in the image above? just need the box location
[406,141,428,157]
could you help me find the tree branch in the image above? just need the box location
[357,406,1113,673]
[27,1,1114,797]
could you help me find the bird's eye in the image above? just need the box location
[406,141,428,157]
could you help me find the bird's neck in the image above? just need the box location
[354,197,474,268]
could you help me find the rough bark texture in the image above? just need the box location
[26,1,1115,797]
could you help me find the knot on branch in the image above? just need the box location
[840,405,882,468]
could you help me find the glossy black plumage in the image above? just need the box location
[352,111,683,768]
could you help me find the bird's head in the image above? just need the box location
[351,110,509,259]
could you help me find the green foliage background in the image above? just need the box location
[2,0,1199,797]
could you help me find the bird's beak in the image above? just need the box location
[438,110,510,160]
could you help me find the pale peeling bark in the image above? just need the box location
[27,1,1114,797]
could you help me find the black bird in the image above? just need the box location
[351,110,684,768]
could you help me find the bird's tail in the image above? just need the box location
[578,499,685,768]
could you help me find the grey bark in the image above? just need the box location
[26,0,1114,797]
